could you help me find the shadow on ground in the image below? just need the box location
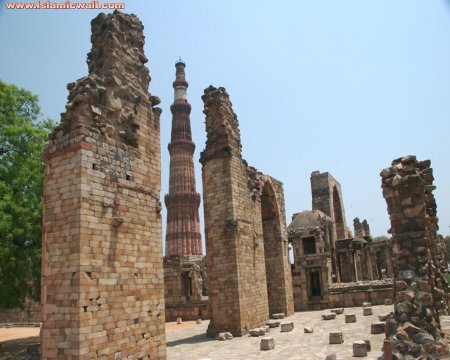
[167,333,214,347]
[0,336,39,360]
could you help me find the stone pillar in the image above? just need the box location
[385,240,394,278]
[41,12,166,359]
[353,217,364,237]
[200,86,293,336]
[381,156,449,359]
[354,251,363,281]
[164,61,202,257]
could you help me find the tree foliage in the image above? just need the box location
[443,236,450,266]
[0,80,54,309]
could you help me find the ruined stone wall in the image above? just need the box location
[200,86,293,337]
[163,255,208,321]
[41,12,166,359]
[381,156,448,359]
[310,171,350,241]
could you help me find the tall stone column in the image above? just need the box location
[164,61,202,257]
[381,156,448,359]
[41,12,166,359]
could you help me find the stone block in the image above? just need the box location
[329,332,344,344]
[371,322,385,334]
[330,307,344,315]
[280,321,294,332]
[260,336,275,351]
[266,320,280,328]
[322,313,336,320]
[362,302,372,308]
[304,327,314,333]
[384,298,393,306]
[363,307,372,316]
[345,313,356,323]
[196,319,202,324]
[272,313,285,319]
[176,317,182,324]
[378,313,392,321]
[249,328,262,337]
[364,339,371,351]
[215,332,233,341]
[353,341,368,357]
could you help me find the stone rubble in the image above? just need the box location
[260,337,275,350]
[381,156,450,359]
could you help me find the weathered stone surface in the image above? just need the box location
[201,86,294,336]
[363,307,373,316]
[380,156,450,359]
[322,313,336,320]
[215,332,233,341]
[378,312,392,321]
[41,11,165,360]
[345,314,356,323]
[272,313,285,319]
[329,332,344,344]
[371,322,385,334]
[331,308,344,315]
[280,321,294,332]
[266,320,280,328]
[353,341,368,357]
[260,337,275,351]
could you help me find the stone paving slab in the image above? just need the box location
[167,305,393,360]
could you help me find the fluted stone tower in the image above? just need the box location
[164,61,202,257]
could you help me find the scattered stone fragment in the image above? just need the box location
[345,313,356,323]
[304,327,314,333]
[384,298,393,306]
[363,307,373,316]
[177,317,182,324]
[413,332,435,344]
[364,339,371,351]
[260,336,275,351]
[196,319,203,324]
[280,321,294,332]
[331,308,344,315]
[371,322,385,334]
[324,354,336,360]
[215,332,233,341]
[378,313,392,321]
[272,313,285,319]
[249,328,262,337]
[266,320,280,328]
[362,302,372,308]
[353,341,368,357]
[329,332,344,344]
[322,313,336,320]
[262,325,270,332]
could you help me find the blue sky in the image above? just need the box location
[1,0,449,246]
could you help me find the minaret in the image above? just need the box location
[164,60,202,256]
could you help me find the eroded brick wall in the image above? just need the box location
[41,12,166,359]
[381,156,449,359]
[200,86,293,337]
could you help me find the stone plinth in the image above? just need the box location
[371,322,385,334]
[353,341,368,357]
[260,337,275,350]
[280,321,294,332]
[329,332,344,344]
[363,307,372,316]
[345,314,356,323]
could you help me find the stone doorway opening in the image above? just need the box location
[308,269,322,299]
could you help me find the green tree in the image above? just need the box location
[443,236,450,266]
[0,80,54,309]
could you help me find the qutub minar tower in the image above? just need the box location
[164,60,202,256]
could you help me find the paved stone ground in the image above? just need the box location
[167,305,393,360]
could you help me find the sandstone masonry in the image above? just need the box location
[41,11,166,359]
[200,86,294,337]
